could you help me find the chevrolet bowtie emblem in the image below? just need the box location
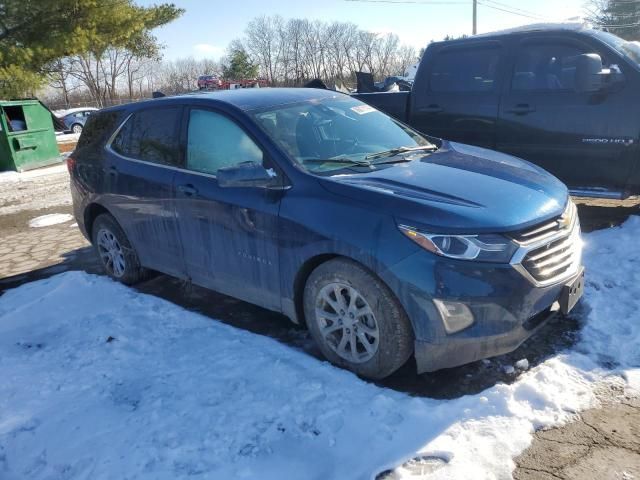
[557,214,571,229]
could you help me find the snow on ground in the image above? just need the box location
[0,219,639,479]
[55,132,80,143]
[0,163,67,184]
[28,213,74,228]
[0,164,70,215]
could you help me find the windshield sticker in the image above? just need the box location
[351,105,376,115]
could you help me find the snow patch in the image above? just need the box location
[55,132,81,143]
[0,164,71,216]
[28,213,74,228]
[0,217,639,479]
[0,163,67,184]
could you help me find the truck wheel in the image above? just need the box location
[92,213,146,285]
[303,258,413,379]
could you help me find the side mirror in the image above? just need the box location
[574,53,607,93]
[217,161,281,189]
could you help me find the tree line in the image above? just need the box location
[241,16,418,86]
[8,1,636,109]
[41,14,420,109]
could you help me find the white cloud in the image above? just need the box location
[192,43,225,58]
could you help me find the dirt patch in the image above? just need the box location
[574,196,640,233]
[514,393,640,480]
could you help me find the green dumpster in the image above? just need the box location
[0,100,61,172]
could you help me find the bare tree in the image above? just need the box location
[47,58,76,108]
[586,0,640,40]
[41,15,420,108]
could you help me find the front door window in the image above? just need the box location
[186,109,263,176]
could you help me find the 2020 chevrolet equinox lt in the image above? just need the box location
[69,88,584,379]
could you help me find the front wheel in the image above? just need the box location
[303,258,414,379]
[71,123,83,134]
[92,213,146,285]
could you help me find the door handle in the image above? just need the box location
[507,104,536,115]
[422,104,444,114]
[103,166,118,176]
[177,184,198,197]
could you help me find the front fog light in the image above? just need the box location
[433,299,475,334]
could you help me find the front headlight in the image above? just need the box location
[398,225,518,263]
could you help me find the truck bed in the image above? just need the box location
[351,91,410,122]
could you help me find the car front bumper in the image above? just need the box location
[414,302,558,373]
[381,248,584,374]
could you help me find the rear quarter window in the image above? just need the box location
[75,110,123,154]
[110,107,182,166]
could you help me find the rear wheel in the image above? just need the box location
[71,123,83,134]
[303,258,413,379]
[92,213,146,285]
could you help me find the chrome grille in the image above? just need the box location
[511,202,582,286]
[511,201,576,245]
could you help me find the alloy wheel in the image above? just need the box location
[315,282,380,363]
[96,228,126,278]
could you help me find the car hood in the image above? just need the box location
[319,141,568,233]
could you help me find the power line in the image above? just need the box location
[343,0,468,4]
[343,0,551,32]
[477,0,550,21]
[481,0,550,19]
[598,21,640,28]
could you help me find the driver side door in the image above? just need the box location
[173,106,284,311]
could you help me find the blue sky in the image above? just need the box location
[139,0,586,60]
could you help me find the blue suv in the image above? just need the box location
[69,88,584,379]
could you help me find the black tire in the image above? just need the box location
[71,123,83,134]
[303,258,413,379]
[91,213,146,285]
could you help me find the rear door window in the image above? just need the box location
[111,107,182,166]
[430,45,502,93]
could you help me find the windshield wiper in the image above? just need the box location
[365,145,437,161]
[303,158,373,167]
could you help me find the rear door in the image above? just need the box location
[498,35,639,191]
[173,106,283,311]
[104,105,185,277]
[410,41,506,149]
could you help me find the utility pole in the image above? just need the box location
[473,0,477,35]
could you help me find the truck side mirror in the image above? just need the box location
[574,53,607,93]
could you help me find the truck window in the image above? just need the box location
[512,43,590,92]
[430,46,501,93]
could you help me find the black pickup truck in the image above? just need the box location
[353,24,640,198]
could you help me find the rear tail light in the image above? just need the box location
[66,155,76,174]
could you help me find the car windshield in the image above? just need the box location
[250,96,435,173]
[591,29,640,69]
